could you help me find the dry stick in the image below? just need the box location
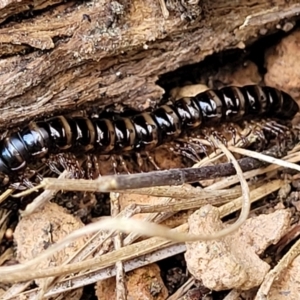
[36,137,250,244]
[1,173,70,298]
[110,192,127,300]
[39,144,293,194]
[158,0,169,18]
[13,144,289,198]
[117,185,241,200]
[223,289,242,300]
[20,170,71,216]
[0,179,283,286]
[6,244,186,299]
[0,188,13,205]
[1,282,33,300]
[230,146,300,171]
[0,140,249,280]
[207,148,300,191]
[2,146,296,286]
[254,238,300,300]
[22,179,284,299]
[40,159,256,192]
[43,180,284,297]
[167,277,195,300]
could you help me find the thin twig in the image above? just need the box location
[19,170,71,216]
[255,238,300,300]
[111,192,127,300]
[0,179,284,285]
[38,144,297,193]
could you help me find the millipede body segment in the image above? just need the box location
[0,85,298,178]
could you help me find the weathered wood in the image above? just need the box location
[0,0,299,130]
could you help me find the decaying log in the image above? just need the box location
[0,0,299,131]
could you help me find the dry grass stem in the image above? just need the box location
[110,193,127,300]
[0,178,284,292]
[0,140,250,284]
[167,277,195,300]
[3,143,299,297]
[0,188,13,205]
[116,185,241,200]
[223,289,242,300]
[207,148,300,190]
[19,170,71,216]
[254,238,300,299]
[230,146,300,171]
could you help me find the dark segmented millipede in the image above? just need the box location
[0,85,298,183]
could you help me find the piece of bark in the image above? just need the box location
[0,0,64,24]
[0,0,299,131]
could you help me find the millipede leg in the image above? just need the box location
[110,155,118,174]
[51,153,84,179]
[145,151,160,170]
[261,121,285,136]
[136,153,144,173]
[254,129,267,151]
[204,136,217,153]
[35,173,43,182]
[181,143,202,162]
[234,126,253,147]
[188,139,208,157]
[47,160,62,175]
[10,173,35,190]
[92,155,101,178]
[228,125,237,145]
[118,155,130,174]
[85,155,94,179]
[0,85,298,186]
[211,130,228,147]
[22,177,35,189]
[179,149,200,163]
[85,154,104,179]
[74,157,84,179]
[170,144,200,163]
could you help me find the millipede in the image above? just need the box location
[0,85,298,185]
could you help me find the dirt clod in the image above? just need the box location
[185,205,291,291]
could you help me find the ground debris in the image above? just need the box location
[265,252,300,299]
[185,205,291,291]
[213,60,262,87]
[14,201,90,297]
[265,28,300,105]
[95,263,168,300]
[0,2,300,299]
